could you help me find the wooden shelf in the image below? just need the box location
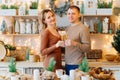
[90,33,114,36]
[13,34,40,36]
[82,14,112,17]
[0,34,13,36]
[13,15,38,18]
[0,34,40,36]
[0,15,38,19]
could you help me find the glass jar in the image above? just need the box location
[19,19,26,34]
[32,19,38,34]
[26,19,32,34]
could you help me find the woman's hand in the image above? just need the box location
[55,41,65,48]
[65,39,77,47]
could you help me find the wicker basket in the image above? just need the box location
[9,46,27,61]
[105,54,117,61]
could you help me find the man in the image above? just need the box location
[64,5,91,75]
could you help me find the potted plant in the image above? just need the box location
[0,4,18,16]
[42,57,57,80]
[97,0,113,15]
[112,29,120,61]
[29,1,38,16]
[7,57,19,77]
[4,44,16,58]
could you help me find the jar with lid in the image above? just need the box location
[26,19,32,34]
[32,19,38,34]
[19,19,26,34]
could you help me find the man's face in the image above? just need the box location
[67,8,80,23]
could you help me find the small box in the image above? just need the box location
[9,46,27,61]
[87,49,102,59]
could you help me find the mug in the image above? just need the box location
[11,76,19,80]
[81,75,90,80]
[56,69,64,78]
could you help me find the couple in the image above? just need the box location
[40,5,91,75]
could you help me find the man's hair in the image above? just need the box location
[67,5,80,13]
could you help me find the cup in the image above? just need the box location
[56,69,64,78]
[81,75,90,80]
[58,31,68,41]
[11,76,19,80]
[34,69,40,80]
[69,70,75,80]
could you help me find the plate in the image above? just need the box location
[0,44,6,61]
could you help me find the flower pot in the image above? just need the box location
[0,9,17,16]
[84,8,97,15]
[97,8,112,15]
[29,9,38,16]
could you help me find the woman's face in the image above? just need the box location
[44,11,56,26]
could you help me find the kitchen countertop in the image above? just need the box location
[0,61,120,68]
[0,61,44,68]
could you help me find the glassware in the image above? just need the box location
[32,19,38,34]
[19,19,26,34]
[58,31,68,41]
[26,19,32,34]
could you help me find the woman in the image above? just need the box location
[40,9,63,71]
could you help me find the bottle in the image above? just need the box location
[94,17,98,33]
[81,1,84,14]
[15,19,20,34]
[26,48,30,61]
[97,20,102,33]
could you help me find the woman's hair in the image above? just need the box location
[39,9,55,30]
[67,5,80,13]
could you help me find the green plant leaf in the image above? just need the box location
[112,29,120,53]
[8,57,16,72]
[46,57,56,71]
[78,57,89,72]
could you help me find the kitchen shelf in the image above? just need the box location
[82,14,112,17]
[90,33,114,36]
[0,34,40,36]
[12,34,40,36]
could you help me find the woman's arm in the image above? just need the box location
[40,30,56,56]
